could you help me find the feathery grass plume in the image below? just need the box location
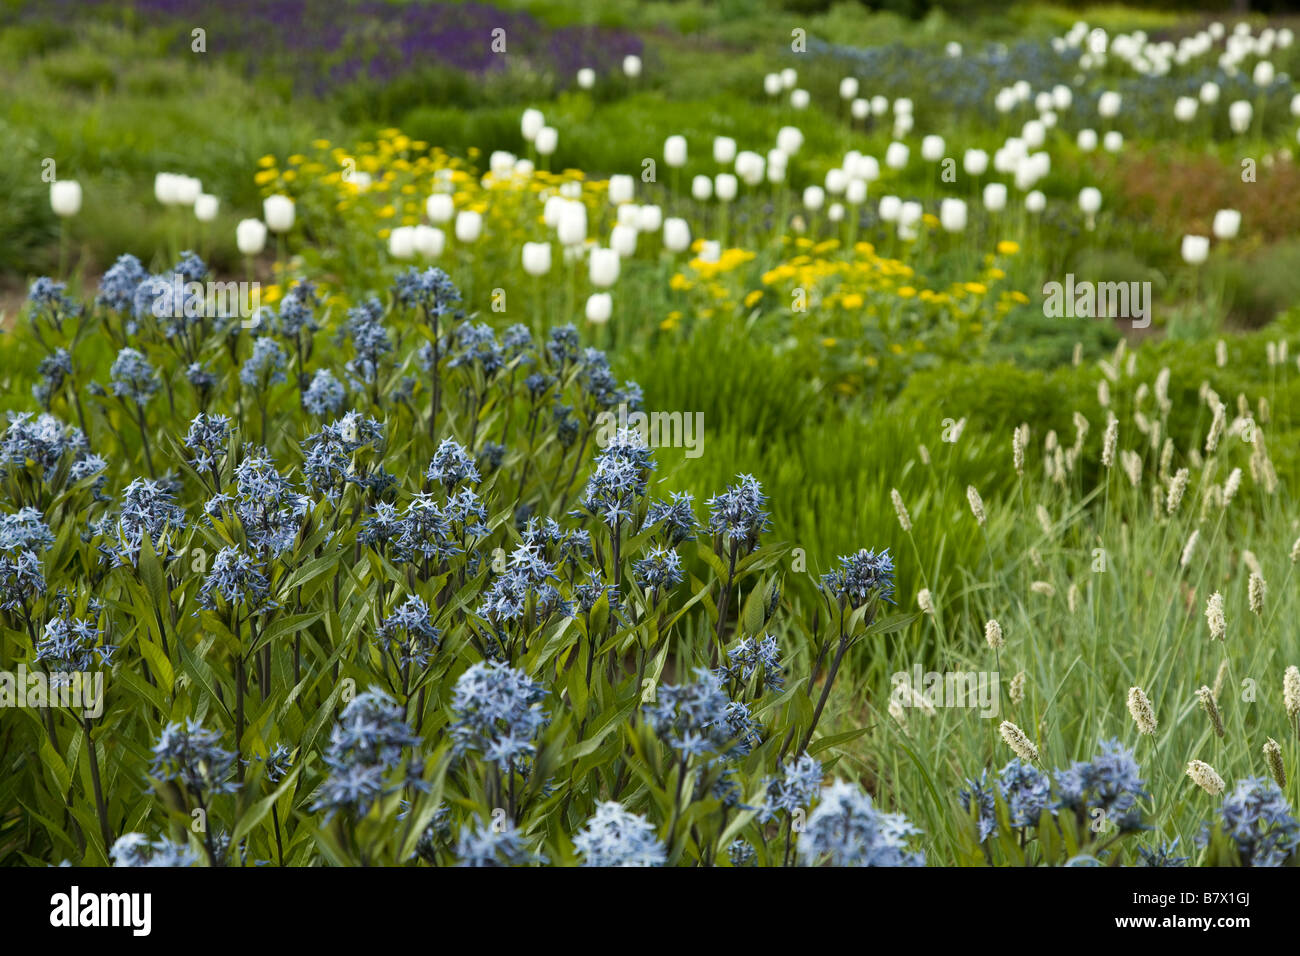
[1051,447,1066,486]
[1223,467,1242,506]
[1291,536,1300,563]
[1165,468,1189,515]
[1196,686,1224,738]
[1158,438,1174,482]
[1012,425,1025,475]
[966,486,985,526]
[1206,592,1227,640]
[1216,338,1228,367]
[918,444,930,466]
[1258,396,1270,424]
[1072,342,1083,366]
[888,698,908,732]
[1267,342,1278,367]
[1205,402,1226,455]
[1264,738,1286,788]
[1102,413,1117,467]
[1248,573,1266,616]
[916,588,935,616]
[1180,530,1199,569]
[1035,505,1052,537]
[1097,379,1110,408]
[1028,547,1043,569]
[1072,411,1089,446]
[1147,419,1161,453]
[1200,483,1222,521]
[1044,429,1058,453]
[1127,686,1158,735]
[1030,581,1055,598]
[890,488,911,533]
[1121,449,1143,488]
[1009,671,1026,705]
[1285,666,1300,721]
[1067,583,1079,615]
[1098,359,1118,382]
[1213,659,1230,702]
[999,721,1038,762]
[1241,549,1263,578]
[1237,393,1250,418]
[984,619,1004,651]
[1154,367,1171,414]
[1186,759,1225,795]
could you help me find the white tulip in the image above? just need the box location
[824,168,848,195]
[851,97,869,120]
[1254,60,1275,86]
[1174,96,1198,122]
[557,201,587,246]
[522,241,552,276]
[388,226,416,260]
[637,204,663,233]
[610,224,637,257]
[983,182,1008,212]
[839,76,859,100]
[878,195,902,222]
[735,151,764,186]
[1103,130,1124,152]
[1181,234,1210,265]
[763,73,782,97]
[947,41,962,58]
[616,203,641,228]
[803,186,825,211]
[1078,187,1102,215]
[995,88,1018,113]
[1052,84,1073,110]
[589,247,620,287]
[777,126,804,156]
[1212,209,1241,240]
[585,292,612,324]
[263,194,295,233]
[780,67,797,89]
[664,135,688,168]
[155,172,180,205]
[1291,93,1300,117]
[845,179,867,204]
[623,55,642,78]
[514,158,535,178]
[921,135,945,162]
[175,176,202,207]
[1013,80,1031,101]
[1034,92,1053,113]
[489,151,516,177]
[893,114,914,137]
[535,126,558,156]
[455,210,482,243]
[893,97,913,115]
[1098,90,1122,117]
[1022,119,1046,149]
[713,136,736,165]
[899,201,922,227]
[662,217,691,252]
[828,203,844,223]
[50,180,82,218]
[608,174,634,204]
[691,175,713,201]
[1040,110,1058,129]
[427,193,454,223]
[853,154,880,181]
[521,108,545,142]
[885,141,909,170]
[870,95,889,116]
[577,68,596,89]
[1199,81,1220,104]
[1025,190,1046,214]
[940,197,967,233]
[790,89,810,110]
[1229,100,1253,133]
[1077,128,1098,151]
[236,218,268,256]
[963,149,989,176]
[414,225,444,258]
[194,193,219,222]
[714,173,738,202]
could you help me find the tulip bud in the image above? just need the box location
[50,180,82,218]
[236,218,268,256]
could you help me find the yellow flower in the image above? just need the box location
[263,284,282,304]
[997,240,1020,255]
[897,286,916,299]
[669,273,692,291]
[965,282,987,295]
[311,139,332,150]
[842,293,864,309]
[744,289,764,308]
[254,169,279,186]
[1010,290,1030,304]
[865,356,879,367]
[821,337,838,347]
[889,343,904,355]
[988,267,1005,280]
[257,154,277,168]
